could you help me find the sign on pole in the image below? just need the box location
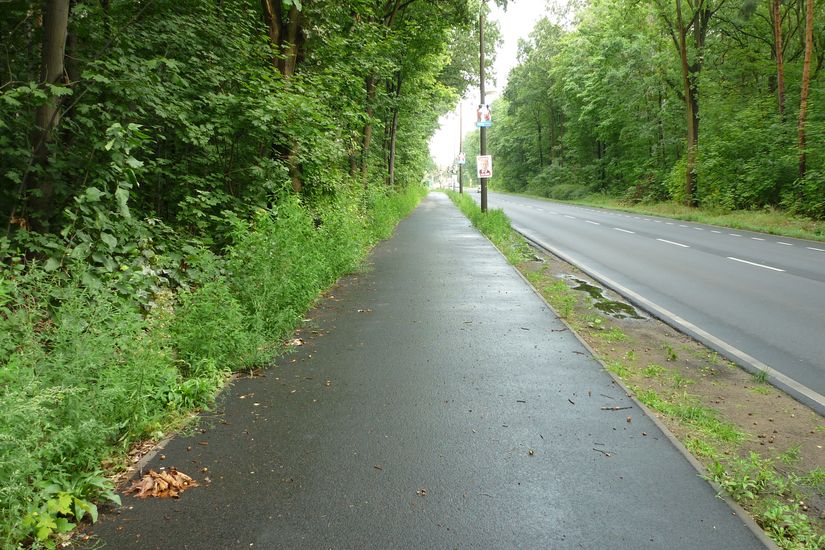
[457,152,466,165]
[476,155,493,179]
[475,104,492,128]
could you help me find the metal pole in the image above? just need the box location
[479,3,488,213]
[458,103,463,194]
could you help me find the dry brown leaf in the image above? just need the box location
[124,468,198,499]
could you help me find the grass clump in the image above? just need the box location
[446,191,531,264]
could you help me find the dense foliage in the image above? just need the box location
[0,0,498,546]
[481,0,824,218]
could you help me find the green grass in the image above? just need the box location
[642,363,666,378]
[446,191,531,265]
[634,388,745,444]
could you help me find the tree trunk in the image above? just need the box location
[798,0,813,178]
[387,73,402,186]
[26,0,70,231]
[773,0,786,119]
[676,0,697,206]
[360,75,377,182]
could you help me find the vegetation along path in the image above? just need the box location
[83,194,768,549]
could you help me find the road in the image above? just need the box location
[476,191,825,409]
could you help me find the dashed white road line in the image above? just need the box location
[807,246,825,252]
[730,234,742,237]
[777,242,793,246]
[711,230,722,234]
[564,215,576,219]
[679,224,688,228]
[585,220,600,226]
[657,239,690,248]
[694,228,704,231]
[727,257,785,272]
[752,237,765,241]
[666,222,675,226]
[614,228,635,234]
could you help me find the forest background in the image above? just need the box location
[461,0,824,222]
[0,0,501,547]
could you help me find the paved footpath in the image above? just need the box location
[82,193,768,549]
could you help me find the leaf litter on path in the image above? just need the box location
[124,468,198,499]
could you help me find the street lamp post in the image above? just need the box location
[479,3,488,213]
[458,103,463,194]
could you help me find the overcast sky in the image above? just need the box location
[429,0,549,168]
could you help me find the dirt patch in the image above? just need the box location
[518,247,825,539]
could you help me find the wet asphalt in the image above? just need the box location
[81,193,766,549]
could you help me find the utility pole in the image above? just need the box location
[479,3,488,212]
[458,102,463,194]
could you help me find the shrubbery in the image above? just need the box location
[0,185,425,548]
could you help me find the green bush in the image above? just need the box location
[170,278,250,373]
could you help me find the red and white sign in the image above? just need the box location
[476,155,493,179]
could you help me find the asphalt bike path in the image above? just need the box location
[82,193,767,549]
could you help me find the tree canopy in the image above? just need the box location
[482,0,824,218]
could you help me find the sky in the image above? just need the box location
[429,0,550,169]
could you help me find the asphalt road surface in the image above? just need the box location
[476,191,825,407]
[82,194,767,549]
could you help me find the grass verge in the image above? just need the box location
[447,190,825,550]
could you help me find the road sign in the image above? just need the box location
[458,152,466,165]
[477,155,492,178]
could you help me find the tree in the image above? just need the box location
[798,0,813,178]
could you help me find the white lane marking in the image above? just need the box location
[642,218,650,221]
[657,239,690,248]
[727,257,785,272]
[654,220,662,223]
[751,237,765,241]
[679,224,689,228]
[564,215,576,219]
[694,228,704,231]
[777,242,793,246]
[711,230,722,234]
[666,222,675,226]
[730,234,742,237]
[585,220,600,226]
[614,228,635,234]
[549,211,558,215]
[512,224,825,415]
[807,246,825,252]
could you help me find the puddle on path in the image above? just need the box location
[563,276,643,319]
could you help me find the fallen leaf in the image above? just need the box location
[124,468,198,499]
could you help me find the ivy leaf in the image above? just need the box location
[46,83,73,97]
[100,233,117,250]
[125,156,144,169]
[115,187,131,219]
[84,187,104,202]
[81,271,102,290]
[44,257,61,272]
[70,242,92,260]
[54,517,76,533]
